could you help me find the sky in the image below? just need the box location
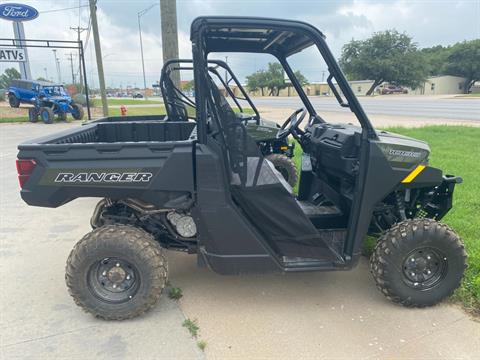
[1,0,479,88]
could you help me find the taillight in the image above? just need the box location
[16,159,36,188]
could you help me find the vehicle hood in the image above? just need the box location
[375,129,430,168]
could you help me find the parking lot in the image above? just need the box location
[1,122,479,359]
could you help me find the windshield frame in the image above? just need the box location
[191,16,378,143]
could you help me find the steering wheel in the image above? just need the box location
[276,108,307,139]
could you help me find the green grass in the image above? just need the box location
[182,318,200,338]
[168,287,183,300]
[92,98,163,106]
[108,106,166,117]
[455,93,480,98]
[292,126,480,312]
[0,117,28,123]
[197,340,207,351]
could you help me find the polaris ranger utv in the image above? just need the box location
[160,59,298,186]
[16,17,466,320]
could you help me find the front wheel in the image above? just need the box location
[370,218,467,307]
[71,103,84,120]
[39,107,54,124]
[65,224,168,320]
[8,94,20,108]
[266,154,298,187]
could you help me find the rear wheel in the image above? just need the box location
[266,154,298,187]
[8,94,20,108]
[65,224,168,320]
[71,103,84,120]
[370,218,467,307]
[39,107,54,124]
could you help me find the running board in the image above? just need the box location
[281,255,347,272]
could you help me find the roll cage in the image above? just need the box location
[160,59,261,122]
[190,16,378,142]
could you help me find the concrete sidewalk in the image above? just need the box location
[170,252,479,359]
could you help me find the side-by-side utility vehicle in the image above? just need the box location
[17,17,466,320]
[8,79,84,123]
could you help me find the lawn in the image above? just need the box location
[294,125,479,312]
[0,117,28,123]
[455,93,480,98]
[92,98,163,106]
[108,106,166,117]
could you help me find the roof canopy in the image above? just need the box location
[191,17,322,57]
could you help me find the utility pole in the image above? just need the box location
[89,0,108,116]
[70,26,88,91]
[44,67,48,80]
[160,0,180,88]
[66,53,76,84]
[52,50,62,83]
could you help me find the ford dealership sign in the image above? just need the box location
[0,3,39,22]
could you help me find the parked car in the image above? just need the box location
[8,79,84,123]
[132,92,144,99]
[380,85,408,95]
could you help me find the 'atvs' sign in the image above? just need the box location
[0,48,26,62]
[0,3,39,21]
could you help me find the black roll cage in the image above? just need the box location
[160,59,261,122]
[190,16,378,143]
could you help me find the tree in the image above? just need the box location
[0,67,21,89]
[246,62,309,96]
[246,69,267,96]
[294,70,309,86]
[182,80,194,91]
[340,30,427,95]
[444,39,480,93]
[420,45,451,76]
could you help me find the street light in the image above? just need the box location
[52,49,61,83]
[138,3,158,100]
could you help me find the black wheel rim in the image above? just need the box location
[402,247,448,290]
[87,257,140,303]
[42,111,49,122]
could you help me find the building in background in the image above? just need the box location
[409,75,467,95]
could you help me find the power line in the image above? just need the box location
[40,4,89,14]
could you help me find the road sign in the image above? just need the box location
[0,47,26,62]
[0,3,39,22]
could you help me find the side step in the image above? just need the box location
[282,255,347,271]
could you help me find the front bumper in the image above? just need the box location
[422,175,462,220]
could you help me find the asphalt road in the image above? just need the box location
[1,123,479,359]
[253,96,480,121]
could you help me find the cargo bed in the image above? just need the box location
[17,118,197,208]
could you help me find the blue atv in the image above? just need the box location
[8,79,84,124]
